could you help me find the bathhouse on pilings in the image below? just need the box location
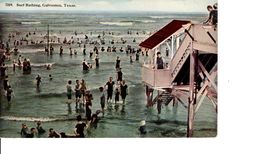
[139,20,217,137]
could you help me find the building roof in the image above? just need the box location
[139,20,190,50]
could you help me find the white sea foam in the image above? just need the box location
[149,16,173,19]
[21,21,41,25]
[100,21,133,26]
[136,20,156,23]
[0,116,57,122]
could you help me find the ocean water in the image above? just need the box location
[0,12,216,138]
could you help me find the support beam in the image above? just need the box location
[209,97,218,113]
[146,86,154,107]
[176,35,180,50]
[187,41,197,137]
[176,97,188,109]
[171,35,174,59]
[166,42,172,53]
[195,89,208,113]
[198,60,217,91]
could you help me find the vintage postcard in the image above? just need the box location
[0,0,217,138]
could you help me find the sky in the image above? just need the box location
[0,0,217,12]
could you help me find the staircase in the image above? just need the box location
[152,90,174,106]
[169,33,192,83]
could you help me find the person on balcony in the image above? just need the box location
[204,4,218,26]
[156,52,164,69]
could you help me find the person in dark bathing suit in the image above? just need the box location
[120,80,128,104]
[117,68,123,82]
[85,90,93,122]
[74,115,86,138]
[115,56,120,69]
[106,77,115,103]
[99,87,106,116]
[95,55,99,68]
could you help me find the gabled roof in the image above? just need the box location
[139,20,190,50]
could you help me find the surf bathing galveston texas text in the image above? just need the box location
[5,2,76,8]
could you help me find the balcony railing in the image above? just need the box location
[141,64,171,88]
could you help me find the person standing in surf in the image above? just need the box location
[89,50,94,59]
[80,79,87,105]
[120,80,128,104]
[6,85,14,103]
[115,56,120,69]
[66,80,73,113]
[99,87,106,116]
[66,80,73,102]
[106,77,115,103]
[83,44,86,56]
[117,68,123,82]
[95,54,99,68]
[85,90,93,123]
[75,80,81,109]
[59,46,63,55]
[74,115,86,138]
[36,74,41,87]
[69,47,73,56]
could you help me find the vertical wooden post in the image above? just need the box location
[171,35,174,59]
[146,85,154,107]
[187,40,197,137]
[176,35,180,50]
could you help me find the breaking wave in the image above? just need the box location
[21,21,41,25]
[99,21,133,26]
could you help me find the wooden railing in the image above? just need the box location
[142,64,171,88]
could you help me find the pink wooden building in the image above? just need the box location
[139,20,217,137]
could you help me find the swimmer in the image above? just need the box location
[36,121,46,135]
[49,74,53,81]
[82,59,89,71]
[26,128,37,138]
[90,110,102,129]
[46,64,51,70]
[20,123,29,137]
[48,128,61,138]
[74,115,86,138]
